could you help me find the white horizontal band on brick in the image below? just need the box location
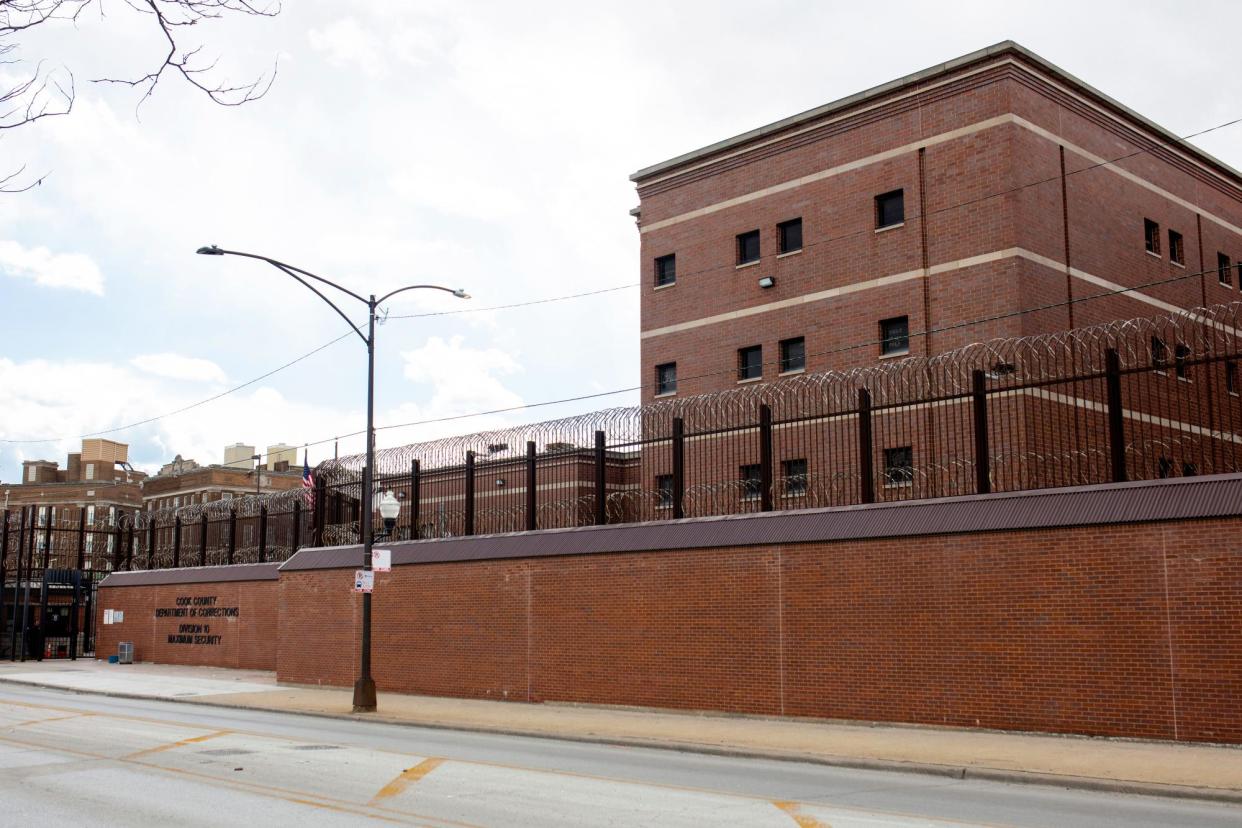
[640,114,1016,234]
[641,247,1240,341]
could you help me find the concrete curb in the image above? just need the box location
[3,676,1240,806]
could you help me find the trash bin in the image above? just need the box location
[117,642,133,665]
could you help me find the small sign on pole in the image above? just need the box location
[353,570,374,593]
[372,549,391,573]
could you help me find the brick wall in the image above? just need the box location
[96,577,278,669]
[277,514,1241,743]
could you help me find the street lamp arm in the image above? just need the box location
[198,246,368,305]
[267,261,370,347]
[375,284,469,306]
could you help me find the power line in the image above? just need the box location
[384,283,637,319]
[323,259,1235,451]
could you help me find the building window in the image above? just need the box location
[875,189,904,228]
[1144,219,1161,255]
[656,474,673,508]
[779,337,805,373]
[1174,344,1191,380]
[883,446,914,486]
[1219,252,1232,286]
[737,230,760,265]
[781,458,807,496]
[1227,359,1238,394]
[85,463,95,480]
[654,254,676,287]
[1182,462,1198,477]
[655,362,677,395]
[778,218,802,254]
[738,345,762,380]
[880,316,910,356]
[26,466,35,482]
[1151,336,1168,370]
[740,464,762,500]
[1169,230,1184,265]
[1158,457,1173,478]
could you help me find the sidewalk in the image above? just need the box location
[1,658,1238,802]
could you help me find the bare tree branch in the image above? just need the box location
[0,0,279,190]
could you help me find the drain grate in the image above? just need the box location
[291,745,342,751]
[199,749,255,757]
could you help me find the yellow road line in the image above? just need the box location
[14,712,94,727]
[0,732,473,827]
[774,800,831,827]
[124,729,231,759]
[372,757,445,802]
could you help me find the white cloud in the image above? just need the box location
[307,18,387,78]
[0,240,104,294]
[130,353,228,384]
[401,335,523,419]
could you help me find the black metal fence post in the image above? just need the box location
[146,518,156,570]
[125,521,135,571]
[199,512,208,567]
[525,442,537,532]
[227,507,238,565]
[1105,348,1127,483]
[858,388,875,504]
[464,450,476,536]
[8,508,26,660]
[68,571,80,660]
[313,477,326,547]
[0,511,7,654]
[759,404,774,512]
[19,506,34,661]
[972,369,991,495]
[258,504,269,563]
[672,417,685,520]
[172,515,182,569]
[76,508,86,570]
[594,430,607,525]
[291,499,302,555]
[409,460,420,541]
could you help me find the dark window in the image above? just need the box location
[880,316,910,356]
[740,464,762,500]
[779,337,805,373]
[1227,359,1238,394]
[1169,230,1184,265]
[1219,252,1232,286]
[656,474,673,507]
[738,345,763,380]
[875,189,904,228]
[778,218,803,254]
[1158,457,1173,478]
[655,362,677,395]
[654,254,676,287]
[1174,344,1191,380]
[782,458,807,496]
[1151,336,1168,370]
[1182,462,1198,477]
[737,230,760,265]
[883,446,914,485]
[1144,219,1161,255]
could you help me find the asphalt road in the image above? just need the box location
[0,685,1236,827]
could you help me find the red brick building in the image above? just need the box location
[632,41,1242,401]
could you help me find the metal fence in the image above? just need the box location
[4,299,1241,649]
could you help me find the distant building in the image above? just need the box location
[266,444,298,470]
[141,447,303,512]
[223,443,257,470]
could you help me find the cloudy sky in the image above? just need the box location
[3,0,1241,480]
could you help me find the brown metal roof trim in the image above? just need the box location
[99,562,282,588]
[280,474,1242,573]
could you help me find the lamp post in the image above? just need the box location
[252,453,262,498]
[196,245,468,712]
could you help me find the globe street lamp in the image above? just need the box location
[376,491,400,539]
[196,244,468,712]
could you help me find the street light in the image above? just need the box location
[196,244,468,712]
[377,491,400,538]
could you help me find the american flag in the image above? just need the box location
[302,453,315,508]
